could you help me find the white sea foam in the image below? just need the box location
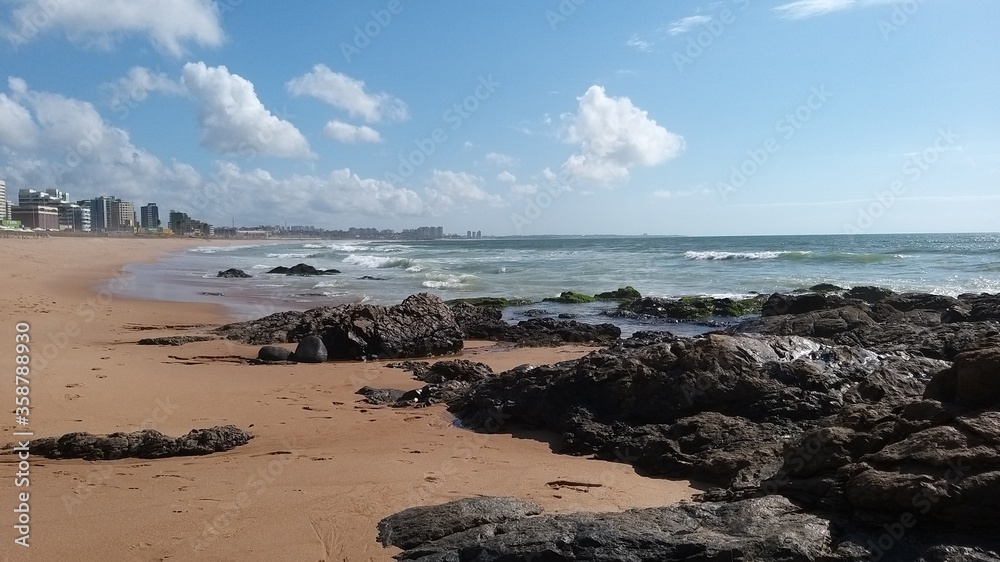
[189,244,261,254]
[266,252,313,259]
[421,274,477,289]
[684,250,799,261]
[342,254,411,269]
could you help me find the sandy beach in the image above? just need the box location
[0,237,697,562]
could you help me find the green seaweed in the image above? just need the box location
[445,297,534,308]
[542,291,598,304]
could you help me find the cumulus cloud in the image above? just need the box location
[204,163,426,220]
[101,66,186,112]
[0,79,427,226]
[559,85,684,186]
[485,152,517,167]
[425,169,505,212]
[0,77,201,205]
[497,171,517,184]
[666,15,712,35]
[323,120,382,144]
[773,0,903,19]
[287,64,408,123]
[1,0,224,56]
[181,62,313,159]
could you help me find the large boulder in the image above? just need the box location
[215,293,464,360]
[292,335,328,363]
[257,345,292,361]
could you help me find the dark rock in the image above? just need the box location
[266,263,339,275]
[292,335,328,363]
[521,308,549,317]
[845,285,895,303]
[809,283,845,293]
[23,425,252,460]
[377,496,544,550]
[215,293,463,360]
[942,306,973,323]
[594,286,642,301]
[961,293,1000,321]
[380,495,862,561]
[414,360,494,383]
[449,333,945,489]
[925,347,1000,408]
[499,318,621,346]
[558,312,577,319]
[449,302,507,339]
[136,335,217,346]
[445,297,534,307]
[217,268,251,278]
[257,345,292,362]
[882,293,962,313]
[358,275,388,280]
[357,386,406,405]
[761,292,847,316]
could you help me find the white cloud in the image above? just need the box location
[497,171,517,184]
[0,90,38,149]
[181,62,313,159]
[287,64,408,123]
[323,120,382,144]
[1,0,224,56]
[666,15,712,35]
[653,186,712,199]
[559,85,684,186]
[0,77,201,206]
[485,152,517,167]
[0,79,430,226]
[509,183,538,197]
[101,66,185,111]
[626,34,653,51]
[773,0,905,19]
[425,169,505,211]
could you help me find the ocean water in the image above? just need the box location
[116,233,1000,336]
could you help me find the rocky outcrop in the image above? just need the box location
[450,302,621,346]
[449,332,947,488]
[136,335,218,346]
[617,295,766,320]
[217,268,251,278]
[266,263,340,275]
[379,495,997,562]
[376,290,1000,561]
[22,426,252,460]
[215,293,463,360]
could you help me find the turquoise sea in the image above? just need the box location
[117,233,1000,336]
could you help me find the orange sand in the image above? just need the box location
[0,237,697,561]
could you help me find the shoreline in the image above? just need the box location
[0,237,698,561]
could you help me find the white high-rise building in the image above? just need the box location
[0,179,7,221]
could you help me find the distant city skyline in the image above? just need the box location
[0,2,997,235]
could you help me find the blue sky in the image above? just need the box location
[0,0,997,235]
